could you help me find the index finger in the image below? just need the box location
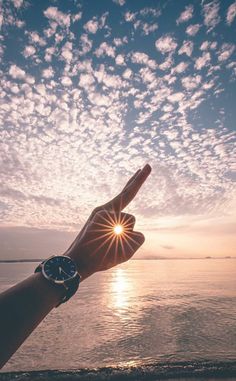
[104,164,152,211]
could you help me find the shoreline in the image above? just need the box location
[1,360,236,380]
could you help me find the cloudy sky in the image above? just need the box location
[0,0,235,260]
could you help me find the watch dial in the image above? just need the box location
[44,256,77,281]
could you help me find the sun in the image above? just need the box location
[113,224,123,235]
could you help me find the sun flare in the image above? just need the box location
[113,224,123,235]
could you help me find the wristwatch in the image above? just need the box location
[35,255,81,307]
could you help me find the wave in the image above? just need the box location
[1,360,236,380]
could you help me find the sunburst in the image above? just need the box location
[82,208,140,264]
[113,224,123,235]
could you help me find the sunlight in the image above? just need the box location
[113,224,123,235]
[112,268,130,310]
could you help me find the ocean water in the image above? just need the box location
[0,259,236,379]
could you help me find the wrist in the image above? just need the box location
[33,272,65,307]
[66,251,93,281]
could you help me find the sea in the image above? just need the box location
[0,259,236,381]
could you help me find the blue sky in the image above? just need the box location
[0,0,235,259]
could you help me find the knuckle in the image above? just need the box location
[139,233,145,244]
[92,207,100,215]
[124,213,135,227]
[93,209,107,219]
[130,215,136,225]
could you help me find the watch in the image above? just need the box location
[35,255,81,307]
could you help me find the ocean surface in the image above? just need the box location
[0,259,236,380]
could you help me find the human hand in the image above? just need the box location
[66,164,152,280]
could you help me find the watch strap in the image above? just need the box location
[58,273,80,307]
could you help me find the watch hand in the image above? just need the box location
[60,268,70,277]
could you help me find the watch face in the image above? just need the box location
[43,256,77,283]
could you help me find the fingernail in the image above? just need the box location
[143,164,152,173]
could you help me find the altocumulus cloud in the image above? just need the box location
[0,0,235,258]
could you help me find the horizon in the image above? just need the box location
[0,0,236,260]
[0,256,235,262]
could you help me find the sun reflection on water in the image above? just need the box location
[110,268,135,316]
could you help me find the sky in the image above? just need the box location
[0,0,236,260]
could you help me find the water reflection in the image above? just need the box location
[1,259,236,371]
[109,268,136,319]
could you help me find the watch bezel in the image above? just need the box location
[41,255,79,285]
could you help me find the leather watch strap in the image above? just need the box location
[58,273,80,306]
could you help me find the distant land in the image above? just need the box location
[0,256,234,263]
[0,259,43,263]
[135,256,234,260]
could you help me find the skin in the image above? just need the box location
[0,164,151,369]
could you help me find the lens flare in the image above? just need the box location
[114,224,123,235]
[81,209,140,265]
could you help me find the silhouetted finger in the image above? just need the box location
[104,164,151,211]
[121,169,141,191]
[119,213,135,231]
[90,170,141,216]
[121,230,145,262]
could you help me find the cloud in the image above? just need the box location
[115,54,125,65]
[23,45,36,58]
[139,7,161,18]
[44,46,56,62]
[172,62,189,74]
[178,40,194,56]
[160,244,174,250]
[139,67,156,83]
[124,11,136,22]
[112,0,125,5]
[61,76,72,86]
[79,73,95,89]
[27,31,46,46]
[140,22,158,35]
[177,5,194,24]
[122,68,132,79]
[12,0,23,8]
[182,75,202,90]
[0,226,75,260]
[200,40,217,50]
[44,6,70,28]
[94,42,115,58]
[155,35,177,54]
[167,92,185,103]
[186,23,201,36]
[9,64,26,79]
[79,34,93,55]
[202,0,220,32]
[60,42,73,62]
[131,51,157,69]
[226,1,236,25]
[83,18,99,34]
[8,65,36,85]
[195,52,211,70]
[217,43,235,61]
[113,37,128,46]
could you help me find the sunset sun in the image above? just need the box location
[113,224,123,235]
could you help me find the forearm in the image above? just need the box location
[0,272,65,368]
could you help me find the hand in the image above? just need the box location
[66,164,152,280]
